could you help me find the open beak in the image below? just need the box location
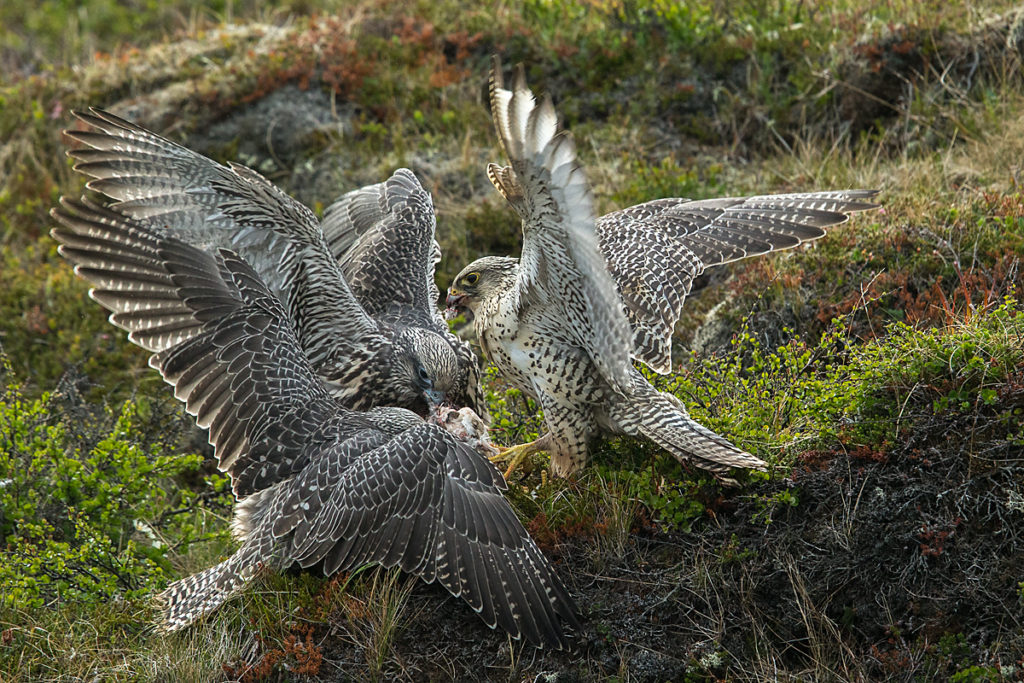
[445,287,467,311]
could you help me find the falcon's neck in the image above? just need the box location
[472,269,522,335]
[472,276,525,365]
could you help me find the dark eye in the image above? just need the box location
[417,366,431,383]
[464,272,480,286]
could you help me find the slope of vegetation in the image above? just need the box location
[1,1,1022,680]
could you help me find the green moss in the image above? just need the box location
[611,155,726,209]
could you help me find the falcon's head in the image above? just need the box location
[446,256,519,318]
[394,329,461,415]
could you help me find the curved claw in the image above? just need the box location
[488,434,552,479]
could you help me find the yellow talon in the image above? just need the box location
[487,435,551,479]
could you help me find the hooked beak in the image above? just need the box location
[445,287,467,311]
[425,387,446,409]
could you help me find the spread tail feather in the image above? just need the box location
[158,546,268,632]
[637,389,766,475]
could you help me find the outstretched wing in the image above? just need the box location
[599,191,880,373]
[51,197,234,354]
[320,168,444,325]
[272,421,580,648]
[64,108,380,360]
[55,198,578,645]
[487,57,633,395]
[51,197,336,494]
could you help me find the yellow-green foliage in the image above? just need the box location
[672,295,1024,462]
[486,281,1023,530]
[611,156,725,210]
[570,297,1024,530]
[481,364,545,448]
[0,365,210,610]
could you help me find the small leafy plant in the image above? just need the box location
[0,360,214,610]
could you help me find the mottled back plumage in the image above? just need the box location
[320,168,486,417]
[447,58,878,478]
[64,109,486,418]
[50,198,578,648]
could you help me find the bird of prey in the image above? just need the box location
[50,197,579,648]
[63,109,486,420]
[446,58,879,478]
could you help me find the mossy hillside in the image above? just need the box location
[1,0,1023,680]
[3,1,1024,394]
